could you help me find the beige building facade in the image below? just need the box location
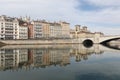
[49,22,62,38]
[42,22,50,38]
[59,21,70,38]
[31,20,70,39]
[31,21,44,39]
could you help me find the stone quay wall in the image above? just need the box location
[0,39,80,45]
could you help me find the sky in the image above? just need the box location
[0,0,120,35]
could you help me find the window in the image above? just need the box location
[1,28,4,30]
[1,31,3,33]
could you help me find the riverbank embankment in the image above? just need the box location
[0,39,80,45]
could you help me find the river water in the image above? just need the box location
[0,44,120,80]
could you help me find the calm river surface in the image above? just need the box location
[0,44,120,80]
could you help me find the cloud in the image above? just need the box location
[0,0,120,35]
[86,0,120,7]
[0,0,79,20]
[80,8,120,24]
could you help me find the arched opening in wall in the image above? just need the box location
[83,39,93,48]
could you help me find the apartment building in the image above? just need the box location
[59,21,70,38]
[28,24,34,39]
[31,21,70,39]
[19,21,28,39]
[31,20,51,39]
[42,22,50,38]
[0,15,19,40]
[19,26,28,39]
[49,22,62,38]
[0,15,71,40]
[31,20,44,39]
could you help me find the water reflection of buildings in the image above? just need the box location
[70,45,104,62]
[0,45,106,71]
[0,49,28,70]
[31,49,70,68]
[0,48,71,71]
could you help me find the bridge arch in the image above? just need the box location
[83,39,93,48]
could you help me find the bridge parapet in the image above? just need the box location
[99,35,120,43]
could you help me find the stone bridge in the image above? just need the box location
[77,35,120,44]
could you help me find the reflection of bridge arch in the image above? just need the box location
[98,45,120,53]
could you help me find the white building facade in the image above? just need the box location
[19,26,28,39]
[0,15,19,40]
